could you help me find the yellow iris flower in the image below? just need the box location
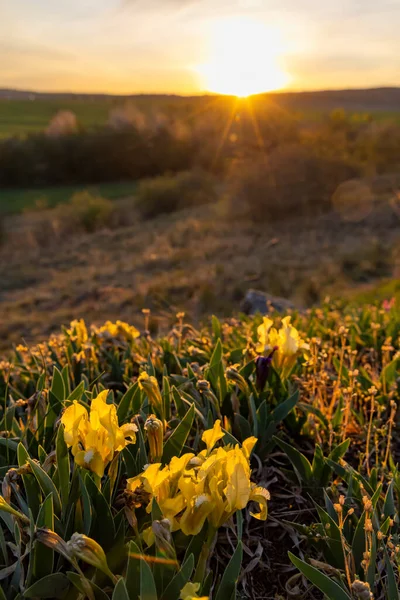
[256,315,308,371]
[61,391,137,478]
[126,420,269,540]
[67,319,89,346]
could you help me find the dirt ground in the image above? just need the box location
[0,197,399,352]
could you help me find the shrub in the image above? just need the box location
[135,169,217,219]
[51,190,115,234]
[69,190,114,232]
[227,144,361,221]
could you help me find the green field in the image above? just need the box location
[0,181,137,214]
[1,94,400,139]
[0,98,113,137]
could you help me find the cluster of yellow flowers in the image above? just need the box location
[256,315,309,370]
[61,392,137,477]
[126,420,269,541]
[92,320,140,342]
[67,318,140,346]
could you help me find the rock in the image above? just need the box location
[241,289,295,315]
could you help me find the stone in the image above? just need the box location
[241,289,295,315]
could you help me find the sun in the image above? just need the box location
[197,18,290,97]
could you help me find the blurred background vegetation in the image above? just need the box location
[0,89,399,350]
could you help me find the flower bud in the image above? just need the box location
[351,579,373,600]
[196,380,210,392]
[364,519,373,532]
[144,414,164,461]
[0,495,29,523]
[255,351,276,392]
[67,533,117,583]
[225,368,248,394]
[138,373,163,415]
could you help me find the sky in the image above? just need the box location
[1,0,400,95]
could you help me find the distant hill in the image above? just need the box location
[1,87,400,112]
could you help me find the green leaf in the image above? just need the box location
[68,381,86,401]
[27,458,62,516]
[161,554,194,600]
[36,372,46,392]
[236,510,243,540]
[381,357,399,390]
[271,390,299,424]
[136,423,148,472]
[24,573,70,598]
[112,578,130,600]
[125,541,141,600]
[61,365,71,397]
[383,479,395,519]
[211,315,222,341]
[85,475,115,550]
[79,475,93,535]
[367,531,377,588]
[352,511,367,573]
[384,545,400,600]
[56,425,70,518]
[67,571,109,600]
[123,446,137,478]
[0,437,18,453]
[312,445,331,488]
[288,553,351,600]
[273,437,313,484]
[183,525,207,566]
[248,394,258,437]
[140,557,158,600]
[207,339,226,403]
[215,541,242,600]
[297,402,329,429]
[34,494,54,580]
[117,383,140,423]
[313,503,344,570]
[172,387,186,420]
[162,376,171,423]
[17,443,40,519]
[328,438,350,462]
[51,367,66,402]
[235,414,252,440]
[162,403,195,465]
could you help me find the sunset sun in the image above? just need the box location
[197,18,290,97]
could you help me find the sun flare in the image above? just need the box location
[197,18,290,97]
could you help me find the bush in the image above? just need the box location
[69,190,114,232]
[135,169,217,219]
[228,144,361,220]
[51,190,115,234]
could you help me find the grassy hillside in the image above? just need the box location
[0,196,398,353]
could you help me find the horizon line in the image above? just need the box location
[1,84,400,99]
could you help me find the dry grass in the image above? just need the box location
[0,187,399,352]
